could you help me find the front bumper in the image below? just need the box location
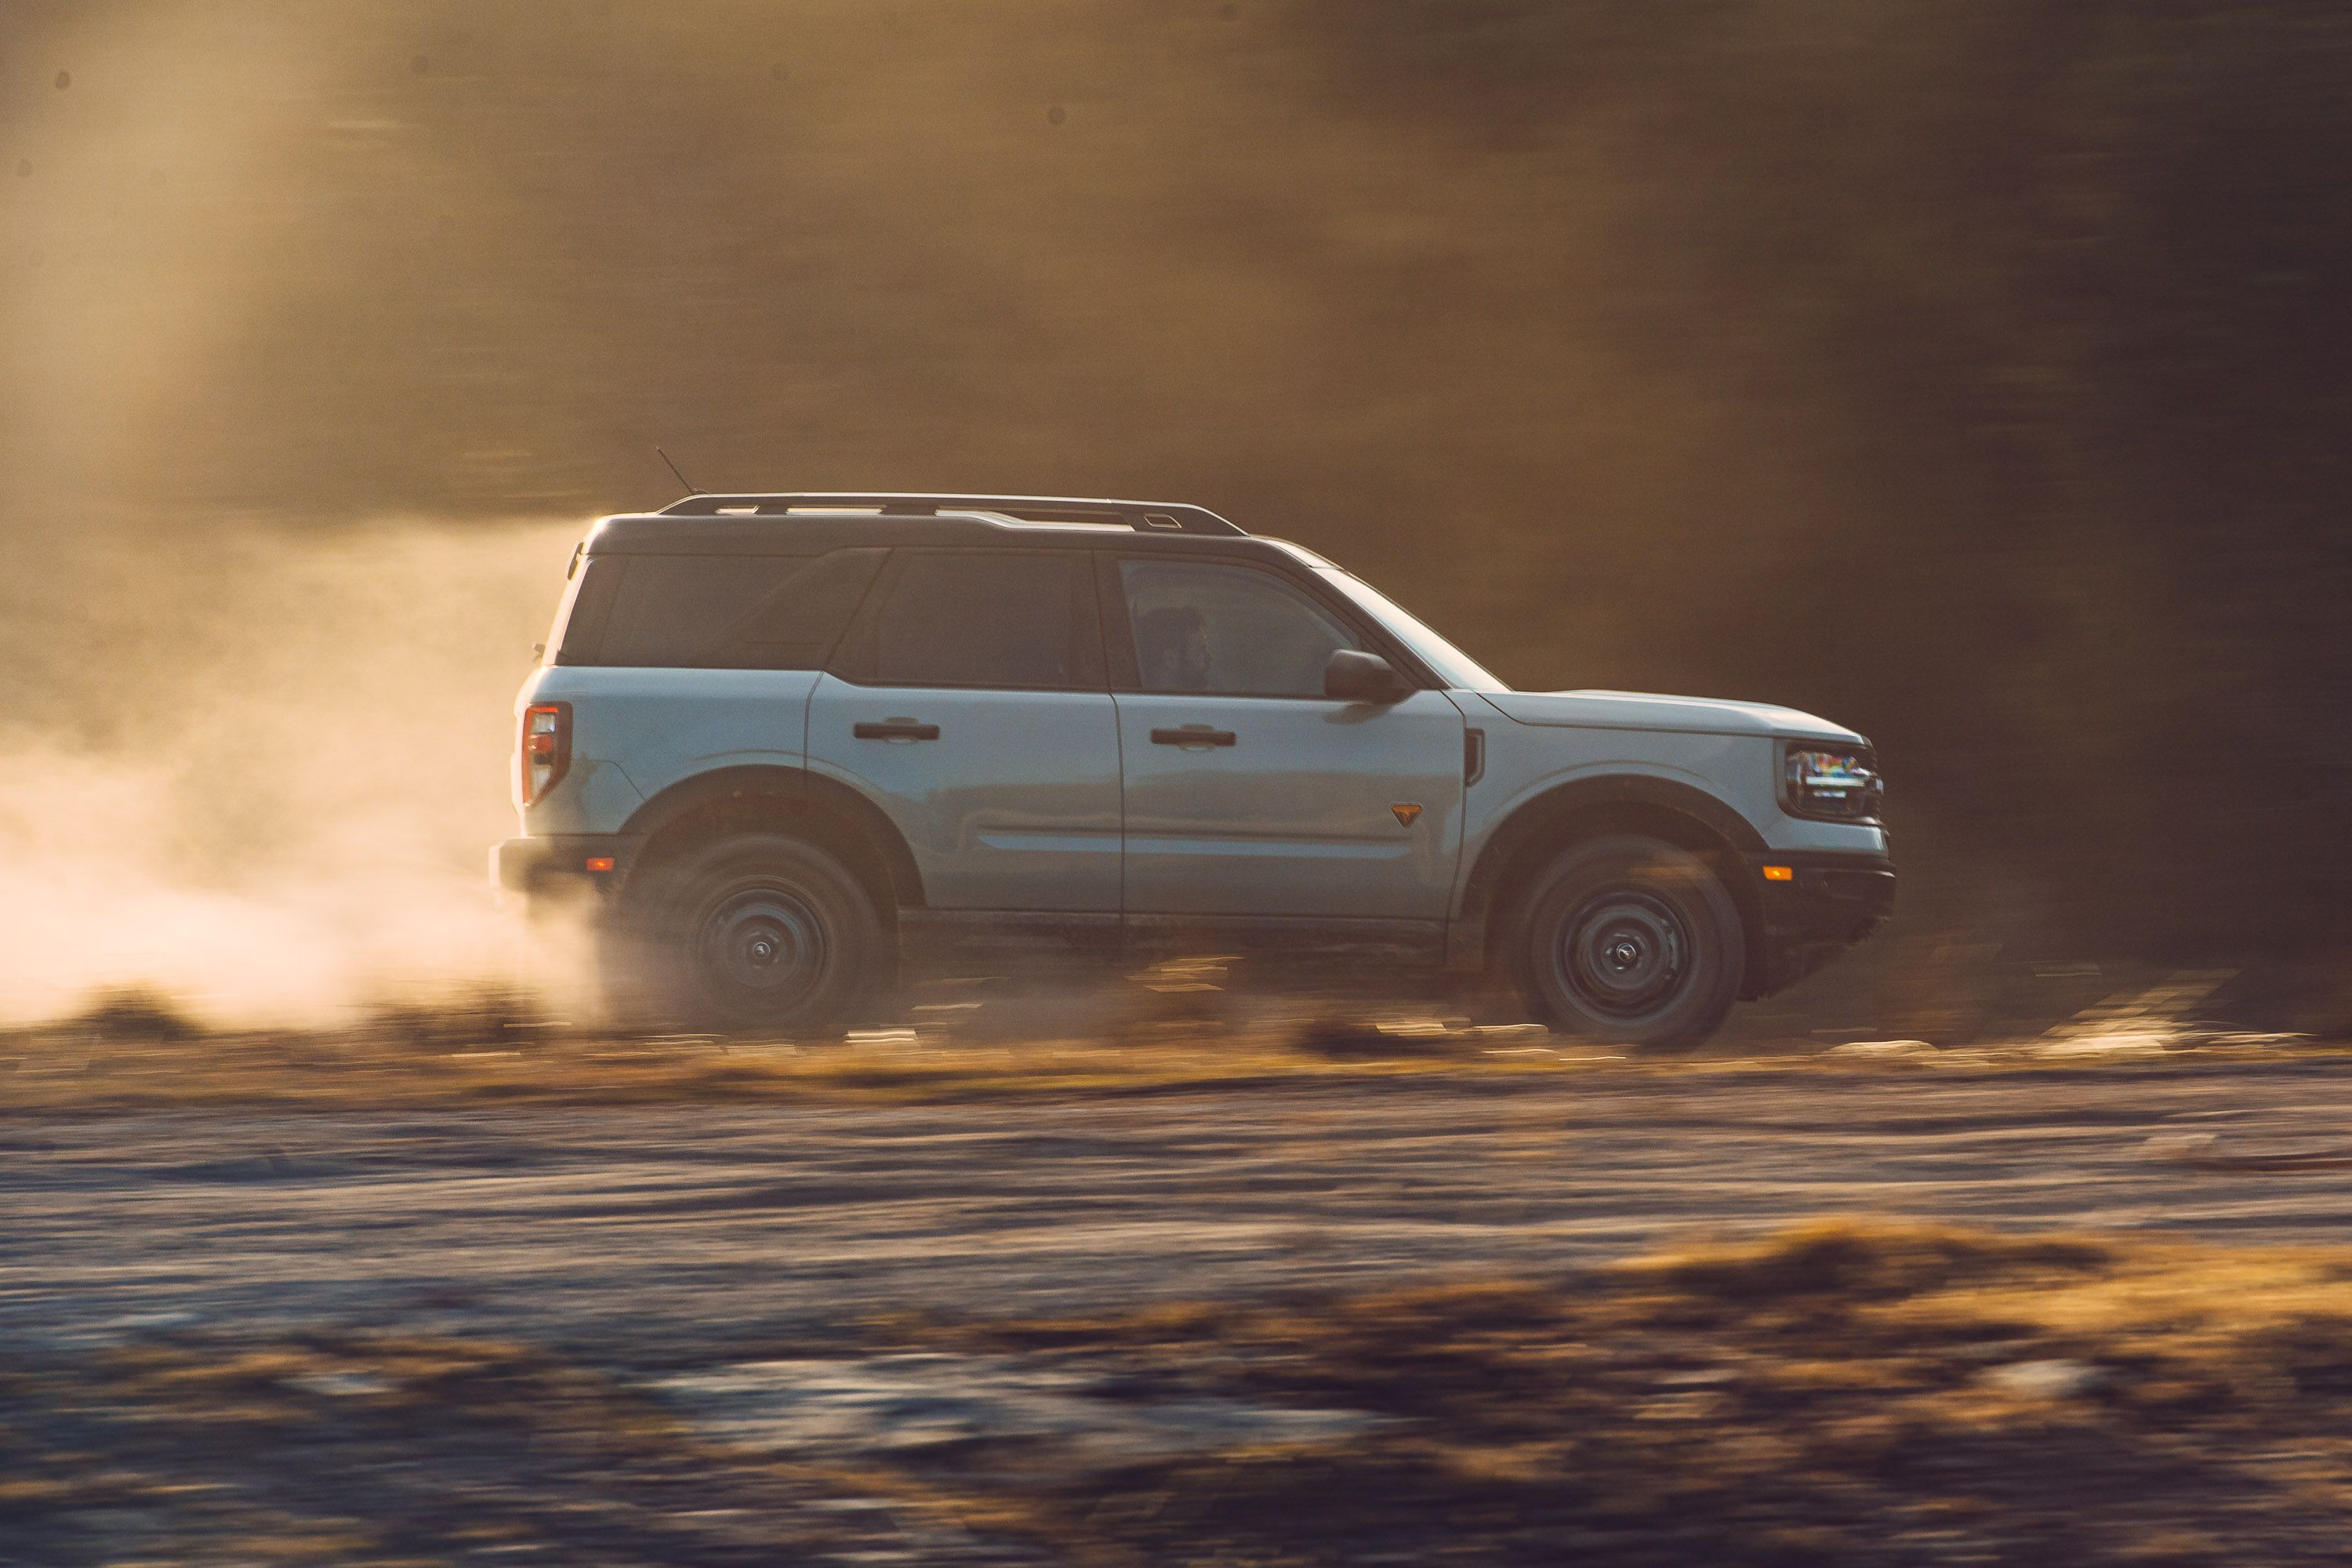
[491,834,642,901]
[1744,849,1895,997]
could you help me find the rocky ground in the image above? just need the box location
[6,1016,2352,1564]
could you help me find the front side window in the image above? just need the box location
[862,550,1099,690]
[1119,559,1362,698]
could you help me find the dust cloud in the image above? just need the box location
[0,519,583,1025]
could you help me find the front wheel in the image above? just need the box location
[1515,835,1743,1052]
[606,833,886,1036]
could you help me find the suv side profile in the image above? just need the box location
[495,493,1893,1049]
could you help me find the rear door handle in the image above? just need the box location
[854,718,940,741]
[1150,725,1237,748]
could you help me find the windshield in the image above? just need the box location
[1315,568,1509,691]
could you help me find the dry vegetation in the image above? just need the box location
[3,975,2339,1115]
[0,988,1586,1112]
[13,1221,2352,1564]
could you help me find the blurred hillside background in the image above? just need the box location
[2,0,2347,1030]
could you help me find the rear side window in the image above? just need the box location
[846,550,1102,690]
[557,550,884,669]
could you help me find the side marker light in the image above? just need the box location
[1762,865,1795,881]
[585,856,616,873]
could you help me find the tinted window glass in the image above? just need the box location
[705,549,886,670]
[868,552,1098,689]
[558,550,883,668]
[1120,559,1359,697]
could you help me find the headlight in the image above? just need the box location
[1782,744,1882,822]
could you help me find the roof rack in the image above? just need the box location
[655,492,1247,537]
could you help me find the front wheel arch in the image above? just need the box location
[1463,784,1765,993]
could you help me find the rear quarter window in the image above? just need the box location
[556,549,885,668]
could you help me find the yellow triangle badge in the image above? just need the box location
[1390,803,1423,827]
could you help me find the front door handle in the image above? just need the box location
[1150,725,1237,748]
[854,718,941,742]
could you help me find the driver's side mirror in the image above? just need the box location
[1325,648,1413,704]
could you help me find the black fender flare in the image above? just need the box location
[619,764,924,908]
[1451,773,1766,964]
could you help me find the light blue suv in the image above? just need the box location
[496,493,1892,1048]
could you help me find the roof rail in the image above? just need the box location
[655,492,1247,536]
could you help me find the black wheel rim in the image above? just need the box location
[691,880,831,1012]
[1555,887,1692,1022]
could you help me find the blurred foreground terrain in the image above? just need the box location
[3,0,2350,1029]
[9,1004,2352,1564]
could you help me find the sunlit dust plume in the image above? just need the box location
[0,519,586,1025]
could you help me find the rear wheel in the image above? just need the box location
[1515,834,1742,1052]
[607,833,885,1036]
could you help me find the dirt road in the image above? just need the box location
[12,1055,2351,1357]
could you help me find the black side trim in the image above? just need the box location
[894,910,1447,970]
[1747,850,1896,877]
[1744,849,1896,998]
[1126,913,1447,964]
[898,909,1124,964]
[492,833,640,898]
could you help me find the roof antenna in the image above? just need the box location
[656,445,706,495]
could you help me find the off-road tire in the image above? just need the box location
[604,833,885,1037]
[1515,834,1743,1052]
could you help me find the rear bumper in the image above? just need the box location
[491,834,642,901]
[1745,849,1894,996]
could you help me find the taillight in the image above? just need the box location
[518,702,572,808]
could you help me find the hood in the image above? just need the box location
[1478,690,1864,744]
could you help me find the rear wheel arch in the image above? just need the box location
[1462,775,1766,989]
[619,765,923,920]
